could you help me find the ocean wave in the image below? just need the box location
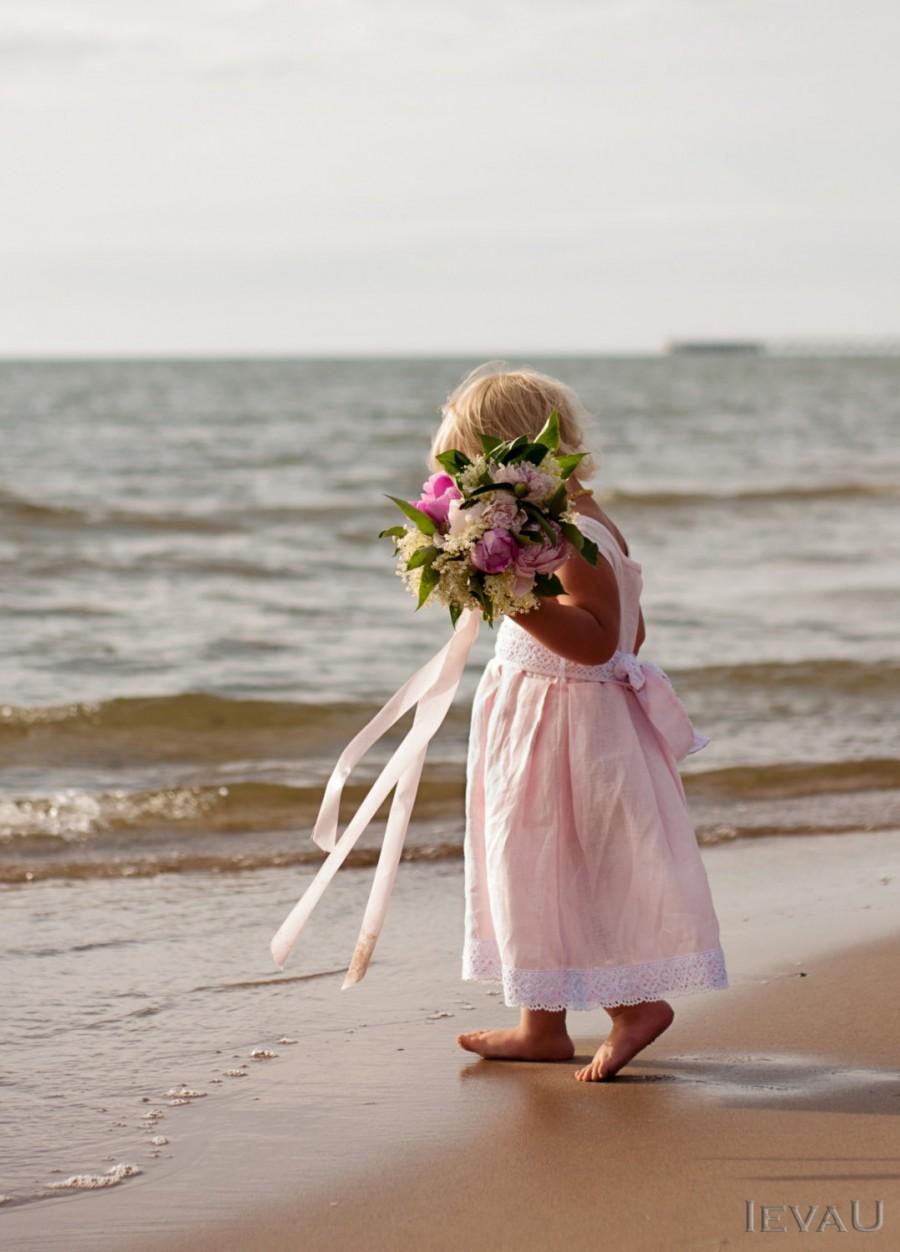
[684,756,900,802]
[696,818,900,846]
[0,485,380,535]
[2,752,899,879]
[4,815,900,884]
[5,662,900,766]
[0,777,464,847]
[0,840,465,884]
[3,756,893,850]
[601,482,900,507]
[7,478,895,543]
[0,486,232,534]
[679,658,900,693]
[0,691,469,764]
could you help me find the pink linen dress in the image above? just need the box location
[461,513,728,1011]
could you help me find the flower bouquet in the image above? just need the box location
[380,410,599,626]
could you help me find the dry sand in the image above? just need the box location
[5,827,899,1252]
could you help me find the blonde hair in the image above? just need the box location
[427,361,599,482]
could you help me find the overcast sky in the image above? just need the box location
[1,0,898,355]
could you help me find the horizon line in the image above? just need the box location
[2,336,899,363]
[0,348,665,363]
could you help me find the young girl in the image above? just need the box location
[428,363,729,1083]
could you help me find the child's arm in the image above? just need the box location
[507,549,621,666]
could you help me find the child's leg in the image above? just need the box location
[457,1006,575,1061]
[574,999,674,1083]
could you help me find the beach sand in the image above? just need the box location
[5,827,899,1252]
[165,932,900,1252]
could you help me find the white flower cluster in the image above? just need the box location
[483,569,541,617]
[457,454,489,492]
[430,551,479,609]
[394,526,434,598]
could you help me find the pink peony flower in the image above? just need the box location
[513,521,572,577]
[491,462,558,503]
[481,496,526,531]
[410,472,461,529]
[471,527,519,574]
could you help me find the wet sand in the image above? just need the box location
[4,827,899,1252]
[155,930,900,1252]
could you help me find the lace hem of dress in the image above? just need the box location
[461,936,729,1011]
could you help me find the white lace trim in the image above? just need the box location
[495,618,643,683]
[461,936,729,1011]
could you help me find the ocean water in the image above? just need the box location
[2,355,900,1206]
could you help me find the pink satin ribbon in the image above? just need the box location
[270,607,482,981]
[608,653,710,760]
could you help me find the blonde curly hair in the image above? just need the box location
[427,361,599,482]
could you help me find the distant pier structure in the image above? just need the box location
[668,340,763,356]
[667,338,900,357]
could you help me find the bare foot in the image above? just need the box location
[574,1000,674,1082]
[457,1025,576,1062]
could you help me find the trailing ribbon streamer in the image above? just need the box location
[270,607,482,979]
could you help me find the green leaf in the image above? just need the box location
[449,601,462,628]
[523,502,558,542]
[534,572,565,597]
[406,545,439,570]
[434,449,471,475]
[533,409,560,452]
[499,435,529,463]
[521,443,550,465]
[378,525,406,539]
[479,432,504,456]
[507,442,536,464]
[559,520,585,550]
[545,483,568,516]
[415,562,439,609]
[556,451,587,480]
[579,536,599,565]
[466,481,517,500]
[467,571,494,623]
[385,494,437,535]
